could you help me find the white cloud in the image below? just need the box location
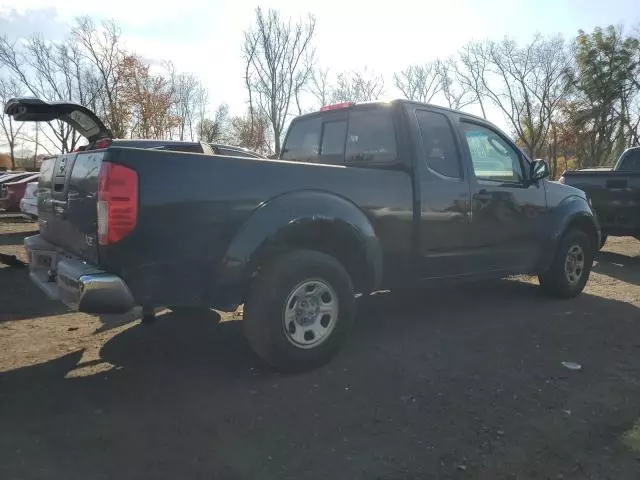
[0,0,211,26]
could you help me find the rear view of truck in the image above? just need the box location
[560,147,640,246]
[27,148,139,313]
[4,98,139,313]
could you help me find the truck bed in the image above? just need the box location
[38,145,413,309]
[561,169,640,235]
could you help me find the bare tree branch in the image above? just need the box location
[242,8,316,154]
[332,68,384,103]
[0,77,26,167]
[394,62,441,104]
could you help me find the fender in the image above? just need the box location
[537,194,600,272]
[214,189,383,299]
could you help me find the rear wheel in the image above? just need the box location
[538,229,593,298]
[244,250,355,372]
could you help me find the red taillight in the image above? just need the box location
[319,102,354,112]
[97,162,138,245]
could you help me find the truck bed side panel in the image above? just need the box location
[99,148,414,307]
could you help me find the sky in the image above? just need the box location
[1,0,639,133]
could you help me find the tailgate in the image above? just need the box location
[38,151,104,264]
[567,173,640,229]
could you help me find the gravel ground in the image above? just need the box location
[2,213,640,479]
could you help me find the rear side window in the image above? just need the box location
[320,120,347,162]
[281,118,321,162]
[416,110,462,178]
[346,109,397,164]
[281,107,397,165]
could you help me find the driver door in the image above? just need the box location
[461,121,547,272]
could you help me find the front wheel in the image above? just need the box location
[243,250,355,372]
[538,229,594,298]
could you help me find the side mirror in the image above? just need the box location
[531,159,550,181]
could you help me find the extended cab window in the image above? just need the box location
[320,120,347,160]
[346,109,397,164]
[462,123,524,182]
[281,118,321,162]
[416,110,461,178]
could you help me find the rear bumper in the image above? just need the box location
[24,235,136,314]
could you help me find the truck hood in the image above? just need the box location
[4,97,112,143]
[545,178,587,202]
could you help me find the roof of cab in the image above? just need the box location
[294,98,488,124]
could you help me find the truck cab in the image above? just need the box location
[279,100,597,281]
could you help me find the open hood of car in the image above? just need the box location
[4,97,112,143]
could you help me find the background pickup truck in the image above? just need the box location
[6,97,600,372]
[560,146,640,247]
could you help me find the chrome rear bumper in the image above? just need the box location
[24,235,136,314]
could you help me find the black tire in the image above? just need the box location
[599,233,608,250]
[244,250,355,373]
[538,229,593,298]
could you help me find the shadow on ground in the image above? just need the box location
[595,251,640,286]
[0,214,36,225]
[2,279,640,479]
[0,267,69,321]
[0,228,37,246]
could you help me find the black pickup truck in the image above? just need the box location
[6,97,600,372]
[560,146,640,247]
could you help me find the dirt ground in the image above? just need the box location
[2,214,640,480]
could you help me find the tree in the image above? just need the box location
[461,35,571,159]
[242,7,316,154]
[171,70,205,141]
[436,58,475,110]
[455,42,490,119]
[197,103,230,143]
[331,68,384,103]
[227,110,271,154]
[309,66,330,107]
[0,77,25,167]
[0,32,99,153]
[121,55,177,139]
[71,17,128,138]
[394,62,441,103]
[566,25,640,166]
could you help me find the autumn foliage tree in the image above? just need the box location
[0,16,207,154]
[228,110,272,154]
[120,56,177,139]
